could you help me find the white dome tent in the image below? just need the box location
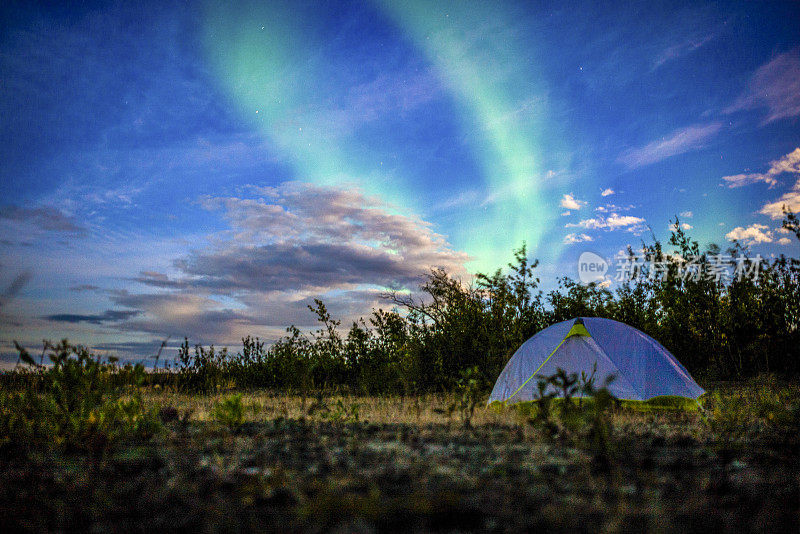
[488,317,704,405]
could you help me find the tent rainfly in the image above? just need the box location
[488,317,704,404]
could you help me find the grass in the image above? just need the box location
[143,389,516,426]
[2,379,800,532]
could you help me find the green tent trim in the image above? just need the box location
[489,394,703,413]
[564,319,590,338]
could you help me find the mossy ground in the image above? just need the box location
[1,382,799,532]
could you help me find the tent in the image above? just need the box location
[488,317,704,404]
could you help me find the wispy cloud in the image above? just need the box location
[0,205,87,234]
[105,291,250,338]
[722,147,800,188]
[595,203,635,214]
[563,233,592,245]
[275,71,442,141]
[722,174,777,188]
[724,48,800,124]
[69,284,100,292]
[600,188,614,197]
[760,178,800,219]
[0,271,32,307]
[617,123,722,169]
[549,5,726,89]
[430,189,482,212]
[560,193,587,211]
[566,213,646,232]
[724,147,800,219]
[44,309,141,325]
[651,31,718,71]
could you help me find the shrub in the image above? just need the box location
[212,393,245,430]
[449,366,485,428]
[0,340,160,452]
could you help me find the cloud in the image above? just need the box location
[560,193,587,211]
[171,242,454,293]
[724,48,800,124]
[109,182,472,339]
[669,222,693,231]
[24,182,471,344]
[760,179,800,219]
[600,188,614,197]
[0,271,32,307]
[178,183,470,293]
[595,203,635,213]
[603,214,647,229]
[680,211,693,218]
[289,71,442,140]
[722,173,778,188]
[69,284,100,292]
[722,147,800,188]
[725,224,778,245]
[0,205,86,234]
[617,122,722,169]
[104,287,390,340]
[777,237,792,245]
[651,31,717,71]
[722,147,800,219]
[44,309,141,325]
[567,213,646,232]
[563,233,593,245]
[103,291,250,338]
[431,189,481,212]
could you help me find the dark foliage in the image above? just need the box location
[0,341,159,452]
[6,213,800,392]
[175,215,797,391]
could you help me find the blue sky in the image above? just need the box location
[1,0,799,362]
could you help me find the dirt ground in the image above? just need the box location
[1,388,798,532]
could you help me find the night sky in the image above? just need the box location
[1,1,798,363]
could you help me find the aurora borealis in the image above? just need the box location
[203,0,556,264]
[1,1,799,363]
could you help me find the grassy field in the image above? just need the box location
[2,378,799,532]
